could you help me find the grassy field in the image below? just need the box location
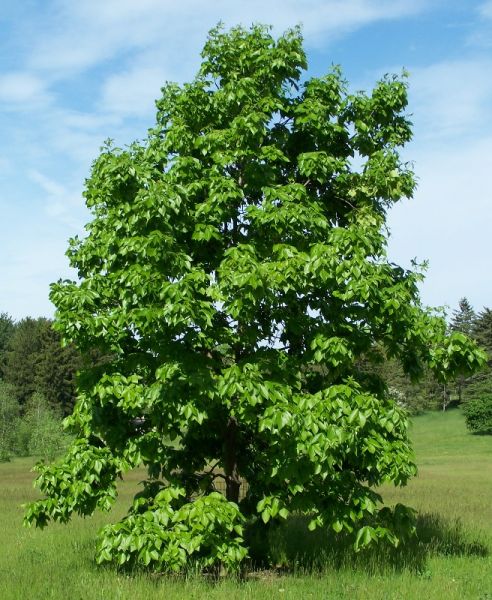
[0,410,491,599]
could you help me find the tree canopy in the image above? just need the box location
[24,24,485,572]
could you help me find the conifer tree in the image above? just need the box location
[449,298,477,403]
[3,318,47,407]
[450,298,476,337]
[466,307,492,400]
[4,318,80,413]
[34,323,80,415]
[0,312,15,379]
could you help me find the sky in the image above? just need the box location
[0,0,491,320]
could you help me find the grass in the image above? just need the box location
[0,409,491,599]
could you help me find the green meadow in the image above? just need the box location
[1,409,491,600]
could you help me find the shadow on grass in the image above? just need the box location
[251,512,489,575]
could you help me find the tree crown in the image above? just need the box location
[26,24,486,572]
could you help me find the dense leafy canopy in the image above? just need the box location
[24,25,485,571]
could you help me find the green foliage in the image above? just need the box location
[463,395,492,435]
[450,298,476,338]
[3,317,80,414]
[472,307,492,355]
[0,381,20,461]
[464,307,492,400]
[448,298,478,405]
[24,438,123,527]
[16,393,70,461]
[372,352,442,415]
[96,488,247,571]
[0,312,15,378]
[34,323,81,415]
[24,24,486,572]
[2,317,45,406]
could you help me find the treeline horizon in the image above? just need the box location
[0,296,491,421]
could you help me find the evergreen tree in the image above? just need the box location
[3,318,47,407]
[466,307,492,400]
[449,298,477,403]
[450,298,476,337]
[0,381,20,461]
[3,318,80,413]
[34,323,81,415]
[472,308,492,355]
[0,312,15,378]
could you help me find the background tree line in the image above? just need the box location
[0,313,81,461]
[1,297,491,462]
[374,298,492,415]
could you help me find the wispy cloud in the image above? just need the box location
[100,66,169,118]
[478,1,492,18]
[26,0,430,77]
[0,72,51,107]
[388,134,492,311]
[28,169,87,231]
[0,0,435,144]
[409,59,492,140]
[4,0,488,321]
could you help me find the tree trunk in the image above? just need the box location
[224,416,241,504]
[442,384,448,411]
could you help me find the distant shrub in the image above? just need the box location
[17,393,70,461]
[463,395,492,435]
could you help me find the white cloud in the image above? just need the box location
[408,59,492,139]
[28,169,87,231]
[478,1,492,19]
[385,55,492,311]
[101,66,169,117]
[0,232,76,319]
[27,0,430,77]
[0,72,50,106]
[387,135,492,311]
[28,170,66,197]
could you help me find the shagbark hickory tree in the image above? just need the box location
[25,25,485,570]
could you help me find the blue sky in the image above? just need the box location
[1,0,491,320]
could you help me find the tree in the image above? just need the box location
[0,312,15,378]
[448,298,477,405]
[450,298,475,337]
[0,381,20,462]
[24,24,485,572]
[3,317,48,407]
[3,317,80,414]
[34,323,81,415]
[472,308,492,356]
[465,307,492,401]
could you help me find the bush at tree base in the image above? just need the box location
[23,24,485,572]
[463,395,492,435]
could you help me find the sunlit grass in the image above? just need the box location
[0,409,491,599]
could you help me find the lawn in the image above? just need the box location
[0,409,491,599]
